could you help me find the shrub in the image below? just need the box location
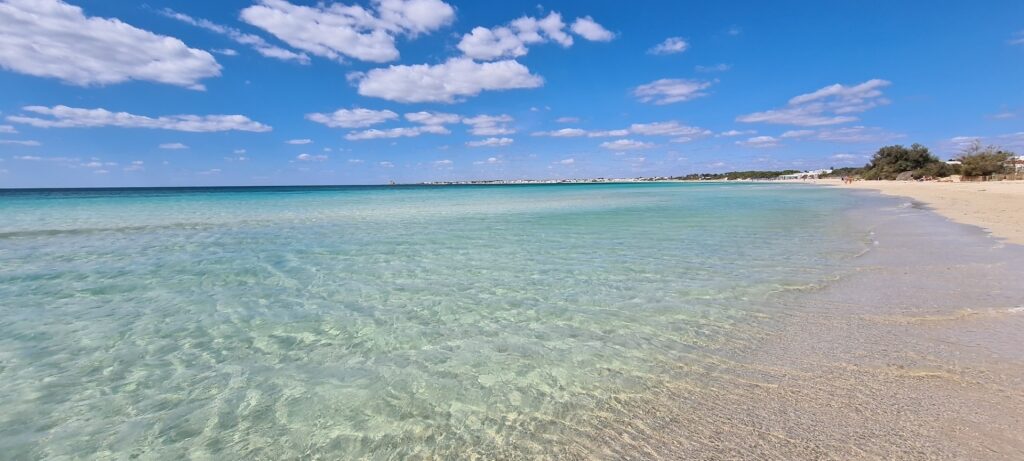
[861,144,942,180]
[958,141,1013,177]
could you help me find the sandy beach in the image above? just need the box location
[817,179,1024,245]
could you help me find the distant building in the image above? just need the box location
[777,169,833,180]
[1009,156,1024,172]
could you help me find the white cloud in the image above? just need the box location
[1010,31,1024,46]
[727,26,742,36]
[159,142,189,149]
[0,139,40,146]
[532,121,709,140]
[240,0,454,63]
[296,153,328,162]
[532,128,587,137]
[0,0,220,89]
[404,111,460,125]
[557,158,575,165]
[378,161,395,167]
[570,16,614,42]
[8,105,271,132]
[717,129,755,137]
[696,63,731,73]
[780,129,815,138]
[634,78,714,104]
[197,168,221,175]
[555,116,579,123]
[463,114,515,136]
[286,138,313,144]
[586,129,630,137]
[353,57,543,103]
[0,125,17,134]
[306,108,398,128]
[737,79,891,126]
[600,139,655,150]
[778,126,902,143]
[348,158,364,163]
[213,48,238,56]
[736,135,779,148]
[629,121,710,137]
[433,159,453,167]
[466,137,513,147]
[234,149,247,154]
[648,37,688,55]
[457,12,576,60]
[344,125,448,140]
[473,156,502,165]
[160,8,309,64]
[124,160,144,172]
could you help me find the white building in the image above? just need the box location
[778,169,833,180]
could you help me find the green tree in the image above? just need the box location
[958,141,1013,177]
[861,143,942,180]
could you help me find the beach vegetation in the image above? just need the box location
[957,141,1014,177]
[861,143,947,180]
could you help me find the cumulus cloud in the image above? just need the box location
[780,129,815,138]
[240,0,454,63]
[286,138,313,144]
[404,111,461,125]
[306,108,398,128]
[457,12,574,60]
[353,57,543,103]
[0,0,220,89]
[570,16,614,42]
[8,105,271,132]
[296,153,328,161]
[648,37,688,55]
[736,135,779,148]
[466,137,513,147]
[160,8,309,64]
[0,125,17,134]
[600,139,655,150]
[463,114,515,136]
[736,79,891,126]
[634,78,714,104]
[159,142,189,149]
[344,125,448,140]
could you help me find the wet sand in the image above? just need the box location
[585,190,1024,459]
[822,179,1024,245]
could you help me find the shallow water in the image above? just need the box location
[0,183,1020,459]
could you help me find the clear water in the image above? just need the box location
[0,183,870,459]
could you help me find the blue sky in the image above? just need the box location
[0,0,1021,187]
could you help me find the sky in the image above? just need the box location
[0,0,1021,187]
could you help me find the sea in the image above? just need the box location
[1,183,1022,459]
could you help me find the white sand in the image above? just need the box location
[819,179,1024,245]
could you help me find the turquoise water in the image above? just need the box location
[0,183,867,459]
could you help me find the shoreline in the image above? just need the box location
[808,178,1024,245]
